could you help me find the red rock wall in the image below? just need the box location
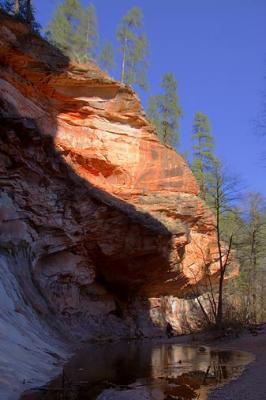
[0,8,238,355]
[0,13,239,397]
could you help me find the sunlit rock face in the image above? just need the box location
[0,11,237,398]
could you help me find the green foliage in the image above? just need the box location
[47,0,78,56]
[99,41,115,74]
[220,208,243,243]
[147,95,161,136]
[47,0,98,62]
[191,112,219,200]
[147,73,182,146]
[77,3,98,60]
[47,0,81,58]
[117,7,148,89]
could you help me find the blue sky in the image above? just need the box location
[33,0,266,195]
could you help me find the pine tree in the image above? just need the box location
[0,0,40,32]
[25,0,33,25]
[28,2,41,33]
[14,0,19,13]
[76,3,98,61]
[147,95,162,136]
[117,7,148,89]
[191,112,218,200]
[0,0,14,13]
[47,1,72,54]
[47,1,98,62]
[87,3,98,58]
[0,0,18,15]
[47,0,81,56]
[99,41,115,74]
[47,0,79,60]
[147,73,182,146]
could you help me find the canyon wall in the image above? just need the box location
[0,12,237,399]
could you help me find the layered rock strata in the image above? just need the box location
[0,12,237,399]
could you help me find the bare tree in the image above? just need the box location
[187,163,242,329]
[207,163,241,328]
[236,193,266,323]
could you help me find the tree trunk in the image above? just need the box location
[121,36,127,83]
[215,197,233,329]
[15,0,20,15]
[86,11,90,59]
[216,270,224,328]
[25,0,33,26]
[251,229,257,322]
[215,191,224,329]
[163,123,168,144]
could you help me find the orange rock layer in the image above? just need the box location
[0,11,237,344]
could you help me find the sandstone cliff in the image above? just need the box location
[0,12,236,399]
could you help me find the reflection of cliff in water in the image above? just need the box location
[21,342,253,400]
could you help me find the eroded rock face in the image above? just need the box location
[0,9,238,335]
[0,12,237,399]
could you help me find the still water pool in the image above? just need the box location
[21,341,252,400]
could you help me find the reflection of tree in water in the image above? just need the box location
[209,350,233,381]
[163,349,248,400]
[20,345,250,400]
[211,350,232,363]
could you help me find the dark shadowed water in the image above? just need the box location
[20,341,253,400]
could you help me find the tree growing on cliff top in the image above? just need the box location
[99,41,115,75]
[1,0,40,31]
[47,0,98,62]
[24,0,34,25]
[0,0,15,13]
[117,7,148,89]
[147,73,182,147]
[191,112,218,201]
[77,3,98,60]
[0,0,18,14]
[47,0,79,57]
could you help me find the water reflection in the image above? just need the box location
[20,342,252,400]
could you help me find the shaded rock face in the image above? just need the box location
[0,11,237,335]
[0,12,237,398]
